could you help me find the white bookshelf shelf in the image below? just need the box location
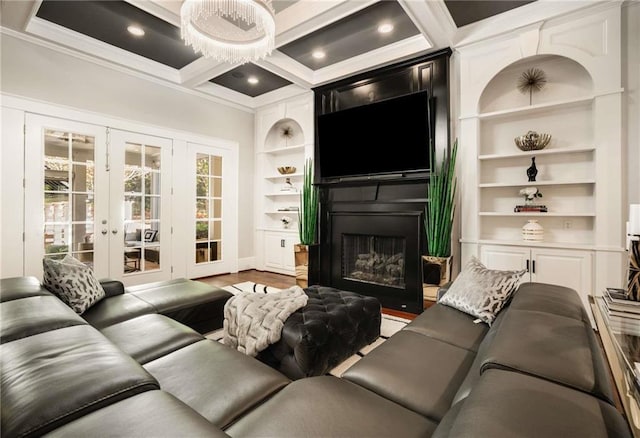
[473,96,594,120]
[265,191,300,197]
[261,144,305,155]
[265,173,303,180]
[479,212,596,217]
[478,179,595,188]
[478,146,595,161]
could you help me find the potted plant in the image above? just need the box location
[423,139,458,286]
[295,158,319,287]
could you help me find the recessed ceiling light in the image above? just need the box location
[247,76,259,85]
[312,50,326,60]
[127,25,145,37]
[377,23,394,34]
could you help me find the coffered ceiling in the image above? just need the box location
[0,0,599,110]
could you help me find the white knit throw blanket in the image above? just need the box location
[223,286,308,357]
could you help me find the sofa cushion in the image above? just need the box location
[46,391,229,438]
[82,292,156,329]
[432,370,632,438]
[439,256,525,325]
[0,276,51,303]
[42,255,106,314]
[100,314,204,364]
[144,339,290,429]
[0,324,159,438]
[127,278,233,333]
[479,308,615,404]
[403,303,489,352]
[0,295,86,343]
[509,281,590,323]
[226,376,438,438]
[342,330,475,421]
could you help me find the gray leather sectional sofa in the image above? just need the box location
[0,276,632,437]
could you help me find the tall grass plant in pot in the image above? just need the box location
[423,139,458,287]
[295,158,319,287]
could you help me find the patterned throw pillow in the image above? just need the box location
[439,256,526,325]
[42,254,105,314]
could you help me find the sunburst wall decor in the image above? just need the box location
[517,67,547,105]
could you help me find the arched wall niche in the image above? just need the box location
[264,118,305,150]
[478,54,594,114]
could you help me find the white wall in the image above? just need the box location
[623,1,640,205]
[0,34,256,262]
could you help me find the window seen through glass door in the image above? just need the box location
[43,130,95,265]
[195,153,222,264]
[123,143,161,273]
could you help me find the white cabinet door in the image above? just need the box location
[264,232,285,269]
[283,235,298,272]
[480,245,529,272]
[264,231,296,275]
[480,244,595,326]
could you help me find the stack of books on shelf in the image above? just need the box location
[514,204,548,213]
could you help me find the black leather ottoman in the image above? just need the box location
[257,285,381,380]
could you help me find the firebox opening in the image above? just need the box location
[341,234,406,289]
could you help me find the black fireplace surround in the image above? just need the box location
[309,50,451,314]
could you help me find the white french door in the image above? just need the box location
[109,129,172,285]
[186,142,238,279]
[25,115,172,284]
[25,115,109,279]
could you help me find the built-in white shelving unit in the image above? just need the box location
[254,93,314,275]
[457,5,626,326]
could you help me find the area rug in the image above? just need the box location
[207,282,411,377]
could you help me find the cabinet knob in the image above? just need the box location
[281,239,285,248]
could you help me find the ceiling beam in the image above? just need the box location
[398,0,456,50]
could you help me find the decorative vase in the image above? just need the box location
[522,220,544,241]
[527,157,538,182]
[422,255,453,286]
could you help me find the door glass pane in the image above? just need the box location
[43,129,95,267]
[195,153,223,264]
[123,142,162,274]
[196,199,209,219]
[145,172,161,195]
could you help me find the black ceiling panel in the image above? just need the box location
[36,0,200,69]
[444,0,536,28]
[210,64,292,97]
[278,1,420,71]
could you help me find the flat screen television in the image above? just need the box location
[317,90,432,181]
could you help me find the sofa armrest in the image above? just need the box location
[99,279,125,298]
[436,282,453,302]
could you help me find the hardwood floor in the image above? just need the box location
[196,269,417,320]
[196,270,297,290]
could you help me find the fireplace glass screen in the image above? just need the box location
[342,234,405,289]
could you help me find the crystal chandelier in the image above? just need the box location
[180,0,276,64]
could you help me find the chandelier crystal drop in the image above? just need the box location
[181,0,276,64]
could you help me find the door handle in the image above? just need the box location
[532,260,536,274]
[281,239,285,248]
